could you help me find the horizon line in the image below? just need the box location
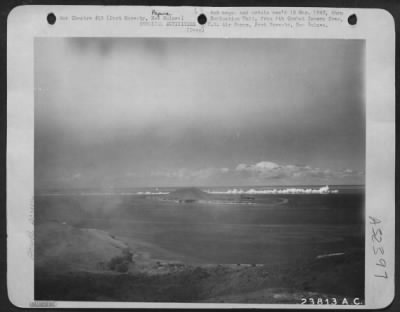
[35,183,366,191]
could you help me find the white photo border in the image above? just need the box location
[7,5,395,309]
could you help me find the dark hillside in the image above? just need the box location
[167,187,211,202]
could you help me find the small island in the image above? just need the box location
[166,187,211,203]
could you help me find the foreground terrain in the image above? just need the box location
[35,190,364,303]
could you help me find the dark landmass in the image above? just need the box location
[166,187,211,202]
[35,191,364,303]
[36,252,364,303]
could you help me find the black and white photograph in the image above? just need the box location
[6,5,396,309]
[33,37,366,303]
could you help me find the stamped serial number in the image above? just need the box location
[301,297,362,305]
[369,216,388,279]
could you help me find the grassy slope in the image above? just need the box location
[35,221,364,303]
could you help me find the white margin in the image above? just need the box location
[7,6,395,309]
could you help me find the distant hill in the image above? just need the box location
[167,187,210,202]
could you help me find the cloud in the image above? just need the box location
[150,167,231,181]
[236,161,281,172]
[232,161,364,184]
[50,161,363,188]
[141,161,364,186]
[59,172,82,182]
[235,161,285,179]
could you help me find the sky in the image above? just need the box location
[35,38,365,189]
